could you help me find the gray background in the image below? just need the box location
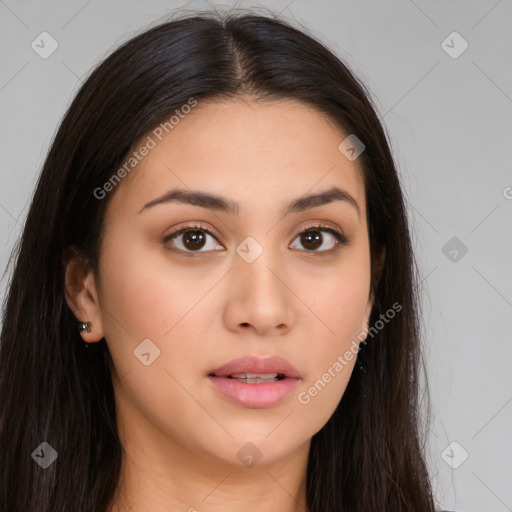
[1,1,511,510]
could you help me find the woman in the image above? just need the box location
[0,8,440,511]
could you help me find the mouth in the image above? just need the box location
[208,354,302,379]
[207,355,301,408]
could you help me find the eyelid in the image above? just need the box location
[163,221,219,240]
[298,220,345,237]
[162,221,349,254]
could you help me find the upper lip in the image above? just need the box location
[209,355,302,379]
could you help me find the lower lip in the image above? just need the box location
[208,376,301,408]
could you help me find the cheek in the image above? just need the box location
[292,276,365,434]
[303,251,371,344]
[99,235,210,333]
[97,237,222,375]
[294,253,370,407]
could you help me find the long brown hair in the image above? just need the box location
[0,9,436,511]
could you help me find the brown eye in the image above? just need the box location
[300,230,323,250]
[181,230,206,250]
[163,223,348,256]
[290,226,348,253]
[163,225,224,254]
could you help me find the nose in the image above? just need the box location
[223,245,295,337]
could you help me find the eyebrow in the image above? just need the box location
[138,186,361,220]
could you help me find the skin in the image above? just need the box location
[64,98,384,512]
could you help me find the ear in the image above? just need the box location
[362,246,386,334]
[62,247,105,343]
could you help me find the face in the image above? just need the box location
[67,98,376,470]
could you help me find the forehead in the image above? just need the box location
[108,98,366,218]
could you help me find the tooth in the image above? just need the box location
[236,377,279,384]
[230,373,279,379]
[231,373,283,384]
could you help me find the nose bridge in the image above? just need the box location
[229,234,293,332]
[235,234,285,296]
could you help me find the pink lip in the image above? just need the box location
[208,355,302,408]
[209,355,301,379]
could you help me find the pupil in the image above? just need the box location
[183,230,206,250]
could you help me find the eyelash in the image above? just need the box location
[162,222,349,256]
